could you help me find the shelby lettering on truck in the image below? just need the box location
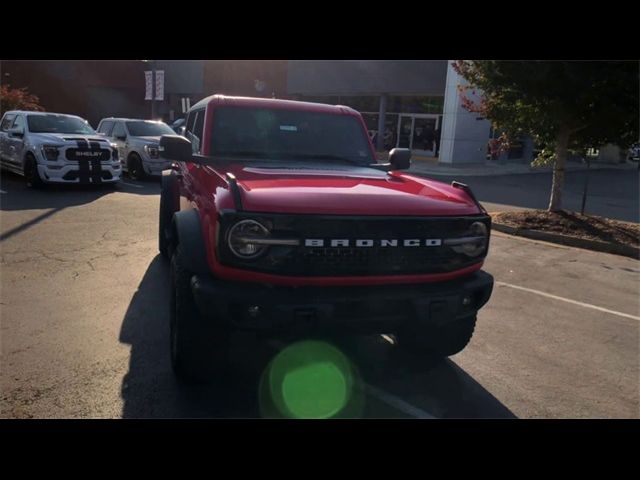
[157,95,494,384]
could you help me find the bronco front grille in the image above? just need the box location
[217,212,490,276]
[296,246,469,274]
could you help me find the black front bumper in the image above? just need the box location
[190,271,494,334]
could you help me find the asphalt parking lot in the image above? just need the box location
[419,168,640,223]
[1,172,638,418]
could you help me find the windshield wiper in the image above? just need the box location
[290,154,367,166]
[213,150,271,158]
[211,151,370,166]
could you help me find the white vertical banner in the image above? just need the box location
[181,98,186,113]
[144,71,153,100]
[155,70,164,101]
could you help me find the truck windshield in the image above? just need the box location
[27,114,96,134]
[209,107,375,165]
[126,121,174,137]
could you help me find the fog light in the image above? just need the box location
[462,295,472,306]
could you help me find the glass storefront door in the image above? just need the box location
[396,114,440,157]
[413,117,437,156]
[398,116,413,148]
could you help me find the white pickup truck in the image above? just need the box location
[0,110,122,188]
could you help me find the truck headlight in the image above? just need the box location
[444,221,488,257]
[227,219,270,259]
[111,147,119,161]
[42,146,60,161]
[144,144,160,159]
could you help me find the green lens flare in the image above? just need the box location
[261,340,357,419]
[281,360,347,419]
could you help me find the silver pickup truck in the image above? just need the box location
[0,110,121,188]
[96,118,175,180]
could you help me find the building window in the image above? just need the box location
[388,96,444,115]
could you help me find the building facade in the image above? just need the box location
[1,60,148,127]
[0,59,531,164]
[287,60,533,164]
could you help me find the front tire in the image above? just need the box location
[396,315,477,359]
[128,153,146,181]
[170,246,230,384]
[159,183,174,259]
[24,154,45,189]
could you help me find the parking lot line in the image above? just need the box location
[496,281,640,321]
[119,181,144,189]
[268,339,437,418]
[365,384,436,419]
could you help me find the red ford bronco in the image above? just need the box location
[158,95,493,382]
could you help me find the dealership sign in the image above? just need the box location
[145,70,164,101]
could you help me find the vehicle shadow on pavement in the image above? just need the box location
[0,170,158,212]
[334,335,518,419]
[119,255,266,418]
[0,171,115,211]
[119,256,517,418]
[1,171,160,242]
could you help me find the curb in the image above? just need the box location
[492,222,640,259]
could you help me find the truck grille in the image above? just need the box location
[65,148,111,161]
[64,139,112,161]
[296,246,470,274]
[218,212,490,276]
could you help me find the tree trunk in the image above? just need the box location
[548,126,571,212]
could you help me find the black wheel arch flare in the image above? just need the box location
[172,209,210,275]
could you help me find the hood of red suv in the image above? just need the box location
[217,163,482,216]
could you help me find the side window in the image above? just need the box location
[185,111,196,135]
[12,115,25,131]
[1,114,16,131]
[191,110,205,154]
[184,109,204,154]
[112,122,126,139]
[99,120,114,136]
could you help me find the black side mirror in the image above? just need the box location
[160,135,192,162]
[388,148,411,170]
[115,134,126,141]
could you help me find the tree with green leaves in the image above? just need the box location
[0,84,44,116]
[453,61,639,211]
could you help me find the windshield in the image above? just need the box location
[126,121,174,137]
[27,114,95,134]
[209,107,375,165]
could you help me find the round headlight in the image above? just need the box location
[227,219,269,259]
[451,221,488,257]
